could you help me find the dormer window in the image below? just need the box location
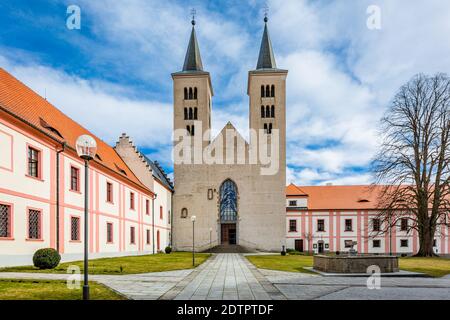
[114,163,127,176]
[39,117,64,139]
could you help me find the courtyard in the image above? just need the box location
[1,253,450,300]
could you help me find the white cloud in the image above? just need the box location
[0,57,172,149]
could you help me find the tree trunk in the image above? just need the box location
[415,226,436,257]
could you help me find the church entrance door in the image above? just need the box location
[221,224,237,245]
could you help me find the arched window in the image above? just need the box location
[194,107,198,120]
[271,85,275,97]
[184,108,188,120]
[186,125,191,135]
[268,123,273,134]
[189,108,193,120]
[263,123,268,133]
[219,179,238,222]
[266,105,270,118]
[181,208,188,218]
[271,105,275,118]
[266,85,270,97]
[191,125,195,136]
[194,87,198,99]
[261,106,265,118]
[189,87,193,100]
[261,85,265,98]
[184,88,188,100]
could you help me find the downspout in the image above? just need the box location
[152,194,157,254]
[56,142,66,253]
[170,190,173,247]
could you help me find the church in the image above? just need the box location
[172,17,287,252]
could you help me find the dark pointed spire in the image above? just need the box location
[182,15,204,72]
[256,16,277,70]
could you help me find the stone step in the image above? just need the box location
[205,245,256,253]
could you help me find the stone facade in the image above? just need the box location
[172,20,287,252]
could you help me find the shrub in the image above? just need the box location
[33,248,61,269]
[165,246,172,254]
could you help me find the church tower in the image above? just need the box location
[248,16,287,176]
[172,17,213,151]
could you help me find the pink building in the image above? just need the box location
[0,68,171,267]
[286,184,450,256]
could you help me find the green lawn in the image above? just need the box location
[399,257,450,277]
[0,279,125,300]
[0,252,211,275]
[247,254,450,278]
[246,254,314,274]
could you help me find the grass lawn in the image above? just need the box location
[0,252,211,275]
[0,279,125,300]
[247,254,450,278]
[246,254,314,274]
[399,257,450,277]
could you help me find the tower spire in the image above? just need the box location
[256,10,277,70]
[182,9,203,72]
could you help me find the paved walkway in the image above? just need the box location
[2,253,450,300]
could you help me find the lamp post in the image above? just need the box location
[191,215,196,266]
[75,134,97,301]
[209,227,212,252]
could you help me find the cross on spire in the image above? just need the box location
[263,3,269,23]
[191,8,196,25]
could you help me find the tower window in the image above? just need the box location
[184,108,188,120]
[189,87,193,100]
[261,85,265,98]
[266,85,270,97]
[269,123,272,134]
[263,123,267,133]
[261,106,265,118]
[271,85,275,97]
[194,87,198,99]
[189,108,193,120]
[184,87,188,100]
[191,125,195,136]
[194,107,198,120]
[186,125,190,135]
[271,105,275,118]
[265,105,270,118]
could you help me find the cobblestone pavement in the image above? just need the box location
[2,254,450,300]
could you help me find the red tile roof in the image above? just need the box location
[286,183,383,210]
[0,68,149,192]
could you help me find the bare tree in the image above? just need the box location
[372,73,450,256]
[302,232,314,254]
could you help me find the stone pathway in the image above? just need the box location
[2,253,450,300]
[168,253,286,300]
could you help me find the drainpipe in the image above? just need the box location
[56,142,66,253]
[152,193,157,254]
[170,190,173,247]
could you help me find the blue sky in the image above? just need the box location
[1,0,450,185]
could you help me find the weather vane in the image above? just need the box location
[191,8,196,25]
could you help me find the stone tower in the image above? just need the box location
[172,17,287,252]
